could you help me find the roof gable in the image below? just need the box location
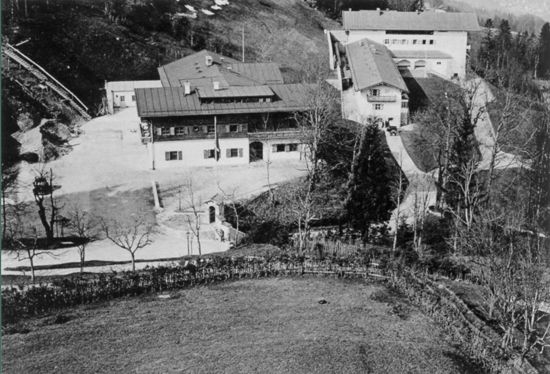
[346,38,408,92]
[342,10,480,32]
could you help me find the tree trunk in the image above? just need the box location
[28,250,35,283]
[196,230,202,256]
[131,252,136,272]
[80,249,85,274]
[36,201,54,242]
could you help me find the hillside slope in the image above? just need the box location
[3,0,337,109]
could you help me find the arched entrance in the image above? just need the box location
[209,206,216,224]
[249,141,263,162]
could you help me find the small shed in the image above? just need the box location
[104,80,163,114]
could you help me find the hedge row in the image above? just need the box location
[2,255,376,325]
[388,269,540,374]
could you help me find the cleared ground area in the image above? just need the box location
[3,278,483,374]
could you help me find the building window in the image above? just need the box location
[161,127,171,136]
[204,149,216,159]
[227,148,243,158]
[165,151,182,161]
[371,89,380,96]
[401,39,407,44]
[392,39,398,44]
[374,104,384,110]
[120,96,125,102]
[429,40,434,45]
[193,126,201,133]
[229,125,238,132]
[401,101,408,109]
[276,144,285,152]
[176,127,186,136]
[413,39,418,45]
[131,95,136,102]
[384,39,389,44]
[422,40,427,45]
[436,61,442,65]
[288,144,298,152]
[207,125,215,133]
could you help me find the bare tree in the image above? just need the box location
[67,205,97,274]
[101,214,153,272]
[392,153,406,252]
[5,215,42,283]
[32,168,60,243]
[295,64,340,194]
[184,179,202,256]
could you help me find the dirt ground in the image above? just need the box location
[2,277,484,374]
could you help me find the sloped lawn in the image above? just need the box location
[2,278,484,374]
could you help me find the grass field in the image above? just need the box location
[2,278,483,374]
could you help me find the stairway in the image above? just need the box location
[2,42,91,121]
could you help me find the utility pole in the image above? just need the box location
[241,25,245,62]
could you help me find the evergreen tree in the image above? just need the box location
[345,124,394,241]
[537,23,550,78]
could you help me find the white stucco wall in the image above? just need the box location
[345,30,468,79]
[147,138,250,169]
[112,91,137,109]
[348,85,404,125]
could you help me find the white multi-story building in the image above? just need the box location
[343,38,409,126]
[135,50,313,169]
[326,9,480,124]
[328,9,480,80]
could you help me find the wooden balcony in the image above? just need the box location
[367,95,397,103]
[248,129,301,141]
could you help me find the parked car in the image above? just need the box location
[386,125,399,136]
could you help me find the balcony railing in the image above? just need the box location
[367,95,397,103]
[248,129,301,141]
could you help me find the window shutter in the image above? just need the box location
[226,149,231,158]
[202,125,208,133]
[178,151,182,160]
[156,127,162,136]
[170,127,175,136]
[183,126,189,134]
[225,125,230,133]
[203,150,209,159]
[165,152,170,161]
[238,125,243,132]
[285,144,290,152]
[272,145,277,153]
[238,148,243,158]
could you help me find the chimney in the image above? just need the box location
[205,55,213,66]
[376,7,381,15]
[184,81,191,95]
[213,81,220,90]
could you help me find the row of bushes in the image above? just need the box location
[2,255,376,326]
[388,269,539,374]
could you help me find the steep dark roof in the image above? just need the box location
[136,84,315,117]
[346,38,408,92]
[342,10,480,32]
